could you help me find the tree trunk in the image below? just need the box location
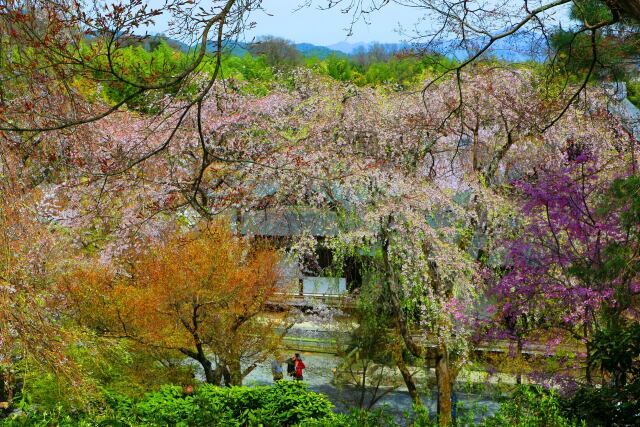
[180,347,219,385]
[584,322,592,385]
[380,218,423,358]
[227,359,243,386]
[585,341,593,385]
[397,354,422,407]
[435,344,452,426]
[516,336,523,385]
[223,366,232,386]
[200,358,217,385]
[212,365,225,385]
[358,360,368,409]
[612,0,640,21]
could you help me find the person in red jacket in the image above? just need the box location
[293,353,305,381]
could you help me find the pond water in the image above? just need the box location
[191,317,501,423]
[241,352,501,424]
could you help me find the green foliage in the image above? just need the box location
[92,42,278,107]
[550,29,640,80]
[248,37,304,71]
[300,407,399,426]
[362,57,423,87]
[481,386,584,427]
[18,372,82,412]
[324,55,358,83]
[549,1,640,81]
[319,53,453,88]
[0,404,95,427]
[626,79,640,107]
[1,381,336,427]
[75,37,457,109]
[89,40,195,112]
[591,323,640,385]
[608,175,640,231]
[15,342,195,410]
[562,381,640,426]
[569,0,613,24]
[601,176,640,296]
[219,54,275,94]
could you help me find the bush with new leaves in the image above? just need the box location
[2,381,336,426]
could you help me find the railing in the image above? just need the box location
[268,292,355,309]
[281,335,338,354]
[278,328,583,357]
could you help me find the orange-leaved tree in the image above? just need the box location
[64,220,286,386]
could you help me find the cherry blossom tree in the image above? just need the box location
[0,0,265,207]
[290,66,636,423]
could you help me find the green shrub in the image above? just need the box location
[118,381,335,426]
[1,381,336,426]
[481,386,584,427]
[627,80,640,108]
[300,407,399,427]
[562,381,640,427]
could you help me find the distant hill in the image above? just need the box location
[427,32,545,62]
[150,34,541,63]
[294,43,345,59]
[328,41,370,54]
[328,41,406,55]
[193,39,344,59]
[109,34,191,52]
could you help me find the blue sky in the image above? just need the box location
[147,1,423,45]
[144,1,574,47]
[243,1,419,44]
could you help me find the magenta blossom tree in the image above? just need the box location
[492,149,638,385]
